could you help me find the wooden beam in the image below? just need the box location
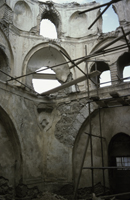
[41,70,101,95]
[33,73,56,80]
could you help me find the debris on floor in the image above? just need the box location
[36,192,67,200]
[77,182,110,200]
[0,176,126,200]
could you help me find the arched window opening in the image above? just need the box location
[32,67,61,93]
[100,70,111,87]
[91,61,111,88]
[117,52,130,81]
[123,65,130,82]
[101,4,119,33]
[40,19,57,39]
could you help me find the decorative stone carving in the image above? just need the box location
[37,103,54,129]
[40,118,49,128]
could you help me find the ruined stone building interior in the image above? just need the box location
[0,0,130,199]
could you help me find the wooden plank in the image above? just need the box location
[41,70,101,95]
[33,73,56,80]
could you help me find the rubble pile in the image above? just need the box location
[56,184,74,200]
[0,176,41,200]
[77,182,110,200]
[15,184,40,199]
[37,192,67,200]
[0,176,14,200]
[0,177,112,200]
[56,182,110,200]
[0,176,68,200]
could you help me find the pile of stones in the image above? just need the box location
[0,176,40,200]
[0,177,110,200]
[0,176,14,200]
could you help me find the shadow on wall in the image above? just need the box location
[0,48,10,81]
[0,106,22,186]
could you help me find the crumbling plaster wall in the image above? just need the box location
[113,0,130,25]
[4,0,129,91]
[6,0,39,31]
[0,0,130,194]
[2,0,104,91]
[0,83,43,186]
[0,79,100,192]
[0,82,79,191]
[54,2,102,38]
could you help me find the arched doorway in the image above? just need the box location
[108,133,130,198]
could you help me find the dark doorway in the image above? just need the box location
[108,133,130,199]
